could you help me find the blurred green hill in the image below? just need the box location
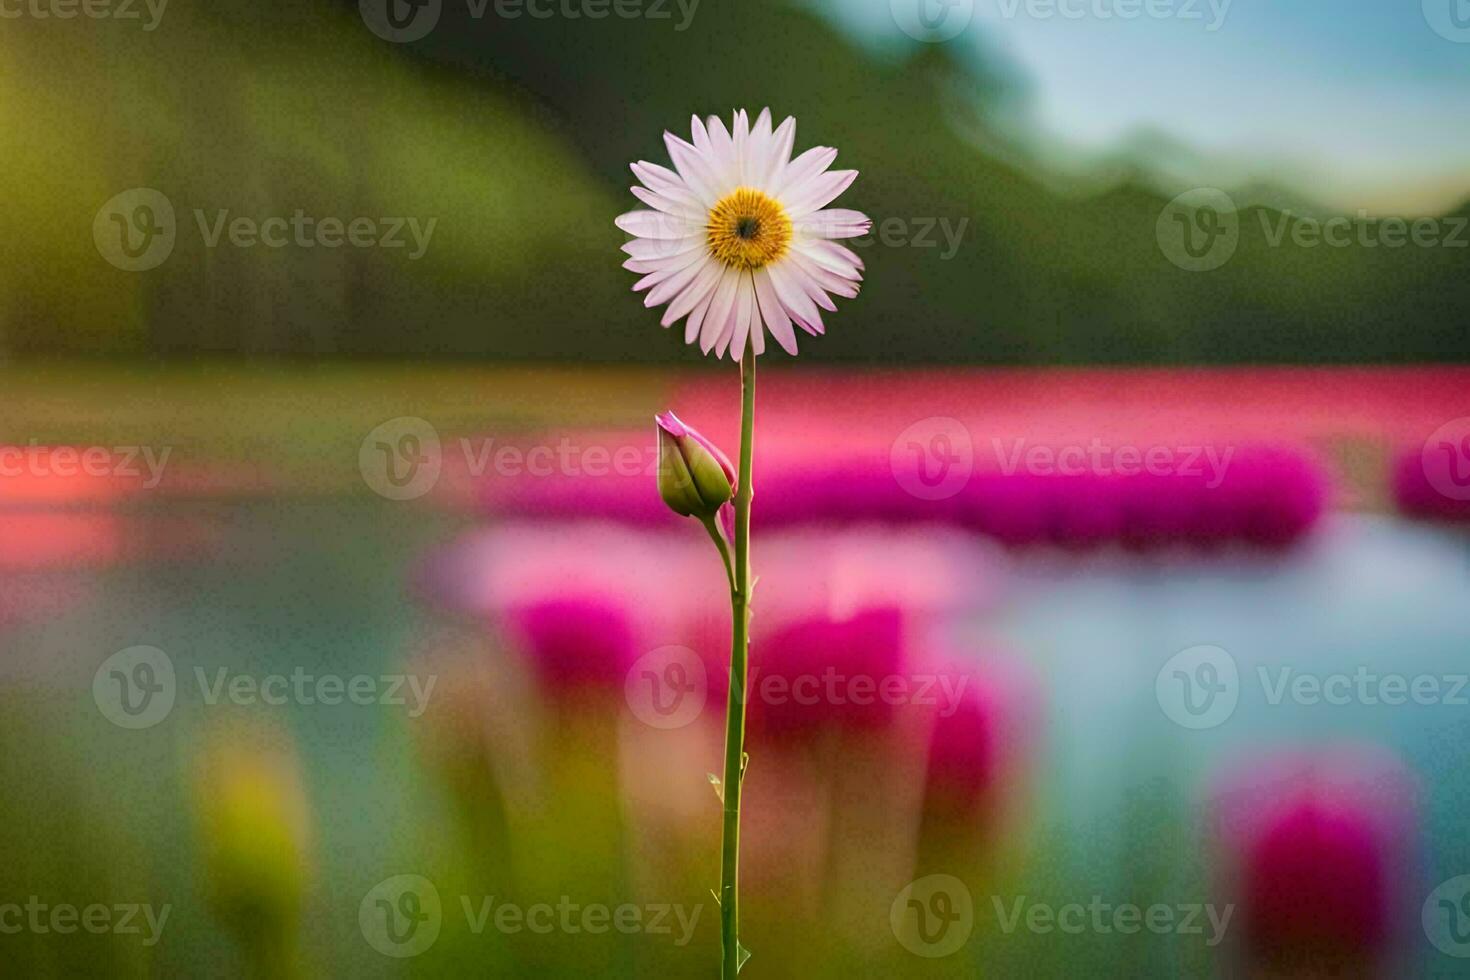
[1,0,1465,362]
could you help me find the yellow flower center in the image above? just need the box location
[706,188,792,270]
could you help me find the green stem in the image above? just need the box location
[720,345,756,977]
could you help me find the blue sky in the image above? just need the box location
[813,0,1470,213]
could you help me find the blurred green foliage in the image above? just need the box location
[1,0,1465,361]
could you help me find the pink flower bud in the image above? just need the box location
[655,411,736,519]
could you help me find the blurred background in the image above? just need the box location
[2,0,1470,976]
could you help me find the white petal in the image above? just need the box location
[756,116,796,193]
[732,110,750,183]
[746,108,772,186]
[631,161,697,201]
[689,114,711,152]
[640,250,712,304]
[622,235,704,261]
[704,114,739,193]
[712,303,738,359]
[782,169,859,217]
[793,249,858,299]
[793,260,840,314]
[753,267,798,355]
[664,132,721,207]
[661,258,722,327]
[766,261,824,335]
[701,266,742,355]
[782,251,846,307]
[631,185,705,221]
[795,208,871,239]
[615,210,700,240]
[623,257,663,275]
[793,239,865,279]
[726,274,756,361]
[684,287,717,345]
[773,146,836,200]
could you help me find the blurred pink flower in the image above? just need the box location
[746,606,906,738]
[960,444,1327,549]
[1212,748,1418,971]
[920,653,1038,825]
[502,593,639,690]
[1391,445,1470,522]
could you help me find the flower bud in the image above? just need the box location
[655,411,735,519]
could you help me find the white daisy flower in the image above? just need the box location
[616,109,871,360]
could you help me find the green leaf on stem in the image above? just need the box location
[707,772,723,802]
[737,942,752,972]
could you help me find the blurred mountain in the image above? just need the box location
[2,0,1465,362]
